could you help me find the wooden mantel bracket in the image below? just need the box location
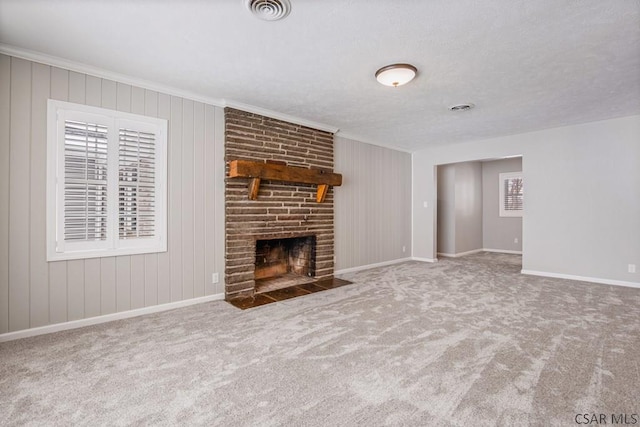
[228,160,343,203]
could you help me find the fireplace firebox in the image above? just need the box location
[254,235,316,293]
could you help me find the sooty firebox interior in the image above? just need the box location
[254,235,316,293]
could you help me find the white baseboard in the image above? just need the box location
[335,257,412,275]
[0,293,225,343]
[437,248,484,258]
[521,270,640,290]
[411,257,438,263]
[482,248,523,255]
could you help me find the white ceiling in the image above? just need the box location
[1,0,639,152]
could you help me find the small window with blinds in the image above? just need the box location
[499,172,524,217]
[47,100,167,261]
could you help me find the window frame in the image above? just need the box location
[498,171,524,217]
[47,100,168,261]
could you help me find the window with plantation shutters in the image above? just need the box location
[499,172,523,217]
[47,100,167,261]
[118,127,157,239]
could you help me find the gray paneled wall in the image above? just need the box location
[0,54,225,334]
[334,136,411,271]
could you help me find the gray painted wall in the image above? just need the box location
[436,164,456,255]
[412,115,640,284]
[0,54,226,334]
[334,136,412,271]
[436,162,483,255]
[454,161,483,254]
[482,158,523,252]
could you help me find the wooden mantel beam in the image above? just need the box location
[228,160,342,202]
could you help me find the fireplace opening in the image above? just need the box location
[254,235,316,293]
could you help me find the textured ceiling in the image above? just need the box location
[1,0,639,151]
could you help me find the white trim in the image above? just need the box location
[0,293,224,342]
[521,270,640,290]
[411,257,438,263]
[335,257,412,275]
[437,248,484,258]
[482,248,523,255]
[0,44,338,135]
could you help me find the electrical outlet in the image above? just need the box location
[402,246,406,253]
[514,238,519,244]
[629,264,636,274]
[212,273,219,284]
[423,201,428,208]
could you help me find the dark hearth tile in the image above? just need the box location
[227,293,276,310]
[315,278,352,290]
[296,282,328,294]
[263,286,311,301]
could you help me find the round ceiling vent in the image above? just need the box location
[449,103,475,112]
[245,0,291,21]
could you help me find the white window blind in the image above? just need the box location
[118,127,157,239]
[499,172,524,217]
[64,119,109,242]
[47,100,167,261]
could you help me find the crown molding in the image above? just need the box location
[335,130,414,153]
[0,43,340,134]
[223,99,339,134]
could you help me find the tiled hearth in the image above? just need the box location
[227,278,352,310]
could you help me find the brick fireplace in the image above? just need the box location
[224,108,335,298]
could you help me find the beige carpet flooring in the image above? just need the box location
[1,253,639,426]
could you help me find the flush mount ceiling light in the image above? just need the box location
[245,0,291,21]
[375,63,417,87]
[449,103,475,112]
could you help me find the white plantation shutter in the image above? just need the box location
[47,100,167,261]
[118,127,157,239]
[499,172,524,217]
[63,119,109,242]
[503,177,523,211]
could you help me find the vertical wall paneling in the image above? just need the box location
[213,107,225,295]
[143,255,158,307]
[101,80,117,110]
[116,83,131,113]
[204,105,216,295]
[84,77,103,316]
[49,67,71,323]
[116,256,131,311]
[84,259,101,318]
[143,89,159,306]
[99,80,118,315]
[156,93,171,304]
[85,75,101,107]
[29,62,51,327]
[68,71,86,103]
[334,137,412,271]
[66,260,85,321]
[128,86,146,309]
[182,100,195,300]
[169,96,183,301]
[129,255,145,309]
[0,55,11,333]
[193,102,205,298]
[100,258,116,315]
[8,57,32,332]
[0,54,226,335]
[66,70,87,321]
